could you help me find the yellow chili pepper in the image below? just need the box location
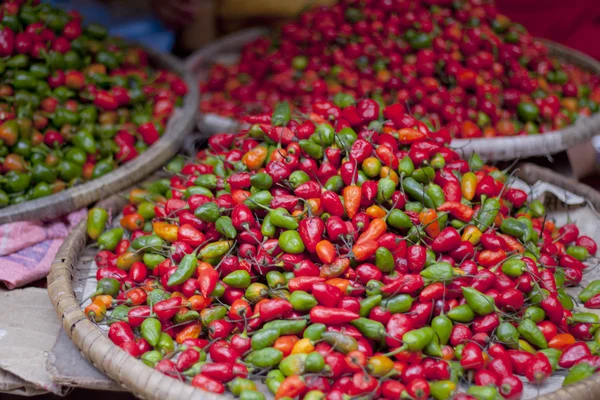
[366,355,394,377]
[291,338,314,354]
[153,221,179,242]
[461,172,477,201]
[518,339,536,354]
[461,225,482,245]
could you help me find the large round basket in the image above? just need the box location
[188,30,600,161]
[47,163,600,399]
[0,49,199,224]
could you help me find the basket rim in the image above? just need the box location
[48,162,600,400]
[189,29,600,161]
[0,48,199,224]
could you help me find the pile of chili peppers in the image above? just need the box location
[0,0,187,206]
[86,99,600,399]
[200,0,600,139]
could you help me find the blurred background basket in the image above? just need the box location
[0,49,198,224]
[188,31,600,162]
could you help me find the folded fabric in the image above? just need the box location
[0,210,87,290]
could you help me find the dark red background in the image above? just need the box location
[499,0,600,60]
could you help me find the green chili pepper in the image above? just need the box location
[251,328,281,350]
[468,154,484,171]
[387,209,413,230]
[374,247,395,273]
[524,306,546,323]
[405,201,423,213]
[567,245,590,261]
[412,166,435,184]
[223,270,252,289]
[290,291,318,312]
[429,380,456,400]
[279,353,307,376]
[398,156,415,177]
[382,294,413,313]
[304,323,326,341]
[92,158,114,179]
[376,177,396,203]
[539,348,561,372]
[85,23,108,39]
[401,327,435,351]
[563,362,595,386]
[216,216,237,239]
[266,370,285,395]
[299,139,324,160]
[97,228,124,251]
[403,177,435,208]
[359,295,382,317]
[107,305,130,325]
[195,202,220,223]
[351,317,386,341]
[87,208,108,240]
[427,184,446,208]
[579,280,600,302]
[432,315,453,345]
[131,235,165,253]
[143,253,166,269]
[167,254,198,286]
[200,306,228,327]
[324,175,344,193]
[311,124,335,147]
[272,102,291,126]
[467,385,499,400]
[270,208,299,230]
[261,213,276,238]
[518,319,548,349]
[228,377,257,396]
[246,348,283,368]
[141,350,163,367]
[447,304,475,323]
[156,332,174,355]
[141,317,162,347]
[476,197,500,231]
[421,262,454,282]
[4,171,31,193]
[194,174,217,189]
[73,130,97,154]
[335,127,357,149]
[321,331,358,353]
[199,240,233,259]
[264,319,307,335]
[570,312,599,324]
[279,230,305,253]
[496,322,519,349]
[557,289,574,310]
[250,172,273,190]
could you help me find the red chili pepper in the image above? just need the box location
[312,282,343,307]
[507,350,535,376]
[191,373,225,393]
[525,352,552,384]
[500,375,524,400]
[310,306,359,324]
[200,362,235,382]
[176,348,200,371]
[298,217,324,253]
[436,201,474,222]
[460,342,484,370]
[430,227,461,253]
[559,223,579,244]
[258,298,293,322]
[288,276,325,292]
[0,27,15,57]
[108,321,135,346]
[559,342,592,368]
[294,181,321,199]
[154,297,183,321]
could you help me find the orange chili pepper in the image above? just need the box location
[242,144,268,170]
[306,198,322,216]
[461,172,477,201]
[494,213,504,227]
[291,209,303,217]
[170,291,188,301]
[84,301,106,322]
[352,239,379,261]
[120,213,145,231]
[188,294,211,311]
[92,294,113,308]
[153,221,179,242]
[357,218,387,243]
[366,205,386,219]
[309,113,326,125]
[548,333,576,350]
[176,321,202,344]
[326,278,351,294]
[343,185,362,219]
[273,335,299,357]
[419,209,440,238]
[270,147,287,162]
[231,189,251,205]
[316,240,336,264]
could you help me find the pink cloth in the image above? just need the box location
[0,210,87,289]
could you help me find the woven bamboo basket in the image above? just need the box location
[188,29,600,161]
[0,49,199,224]
[47,162,600,399]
